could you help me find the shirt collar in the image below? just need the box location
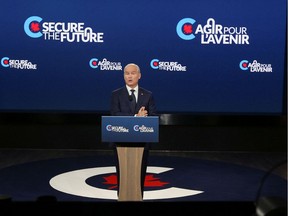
[126,85,139,93]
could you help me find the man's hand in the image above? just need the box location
[136,106,148,117]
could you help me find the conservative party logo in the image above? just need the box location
[1,57,37,70]
[133,124,154,133]
[150,59,187,72]
[24,16,104,43]
[89,58,122,70]
[176,18,250,45]
[105,124,129,133]
[49,166,203,200]
[239,60,272,72]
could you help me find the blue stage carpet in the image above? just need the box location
[0,155,286,202]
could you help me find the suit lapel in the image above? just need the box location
[136,89,144,110]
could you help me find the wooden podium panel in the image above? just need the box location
[116,146,144,201]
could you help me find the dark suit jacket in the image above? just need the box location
[110,86,157,116]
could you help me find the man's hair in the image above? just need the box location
[124,63,140,73]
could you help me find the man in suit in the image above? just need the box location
[110,63,157,117]
[110,63,157,199]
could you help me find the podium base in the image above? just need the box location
[116,146,144,201]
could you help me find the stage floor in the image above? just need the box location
[0,149,286,215]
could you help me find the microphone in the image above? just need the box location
[128,95,133,101]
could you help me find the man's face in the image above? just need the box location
[124,65,141,88]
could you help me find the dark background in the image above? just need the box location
[0,112,286,152]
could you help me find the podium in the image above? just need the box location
[101,116,159,201]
